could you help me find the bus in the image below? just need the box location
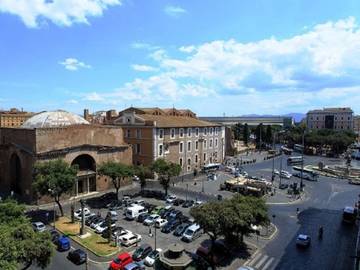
[203,163,221,173]
[343,206,357,224]
[292,166,319,181]
[294,144,304,153]
[287,156,303,165]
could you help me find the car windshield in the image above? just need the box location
[113,258,122,264]
[135,247,144,255]
[184,229,194,236]
[149,250,158,259]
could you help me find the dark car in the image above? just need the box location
[49,229,60,244]
[279,183,289,190]
[144,203,156,213]
[85,215,98,226]
[161,219,181,233]
[137,213,150,223]
[67,249,87,265]
[56,235,71,251]
[182,200,194,208]
[168,209,182,220]
[132,244,152,261]
[173,222,191,236]
[107,200,122,210]
[173,198,185,206]
[160,208,173,219]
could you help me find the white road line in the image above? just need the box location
[248,252,263,266]
[255,254,268,269]
[262,257,275,270]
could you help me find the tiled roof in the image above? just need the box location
[137,114,220,128]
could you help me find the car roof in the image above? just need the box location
[118,252,131,259]
[298,234,309,239]
[187,223,200,230]
[33,221,44,226]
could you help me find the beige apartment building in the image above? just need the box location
[306,107,353,130]
[0,108,34,128]
[114,107,225,174]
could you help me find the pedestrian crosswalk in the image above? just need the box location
[245,252,276,270]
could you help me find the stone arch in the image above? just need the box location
[71,154,97,195]
[10,153,22,195]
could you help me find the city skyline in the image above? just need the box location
[1,1,360,115]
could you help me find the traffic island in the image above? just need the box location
[55,216,120,257]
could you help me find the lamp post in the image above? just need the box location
[48,188,56,229]
[300,130,305,191]
[186,184,189,201]
[80,199,85,236]
[271,133,275,183]
[279,154,283,187]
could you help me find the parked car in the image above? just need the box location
[132,244,153,261]
[102,226,123,239]
[131,200,146,207]
[296,234,311,247]
[49,229,60,243]
[279,183,289,190]
[122,196,132,206]
[109,252,133,270]
[107,210,119,221]
[143,214,160,226]
[86,215,100,226]
[173,198,185,206]
[161,219,181,233]
[74,208,91,219]
[144,203,156,213]
[168,209,182,220]
[182,200,194,208]
[124,262,145,270]
[280,170,292,179]
[67,249,87,265]
[173,223,192,236]
[160,208,173,219]
[32,222,46,232]
[126,205,147,220]
[137,213,150,223]
[107,200,123,210]
[274,169,280,175]
[155,218,168,228]
[95,220,116,234]
[182,224,202,242]
[56,235,71,251]
[166,195,177,204]
[237,267,255,270]
[120,233,142,247]
[144,248,162,266]
[194,200,203,206]
[90,217,105,229]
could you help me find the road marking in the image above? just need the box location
[255,254,268,269]
[262,257,275,270]
[248,252,262,266]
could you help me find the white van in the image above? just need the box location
[125,205,147,220]
[181,224,202,242]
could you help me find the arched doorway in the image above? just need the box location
[10,153,22,195]
[71,154,97,195]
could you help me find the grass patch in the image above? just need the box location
[55,216,120,257]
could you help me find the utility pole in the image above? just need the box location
[279,154,283,187]
[300,131,305,191]
[80,199,85,236]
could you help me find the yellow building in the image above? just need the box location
[0,108,34,128]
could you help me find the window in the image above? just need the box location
[187,128,192,137]
[187,141,191,152]
[187,158,191,171]
[215,138,218,147]
[210,127,213,135]
[158,144,163,156]
[127,117,131,123]
[159,129,164,139]
[203,153,207,162]
[209,139,213,148]
[179,142,183,153]
[179,128,184,138]
[203,140,207,149]
[179,158,183,167]
[195,141,199,151]
[170,128,175,139]
[195,128,199,136]
[195,154,198,163]
[204,128,207,135]
[164,144,169,154]
[136,129,141,139]
[215,127,219,135]
[126,129,131,138]
[136,143,141,154]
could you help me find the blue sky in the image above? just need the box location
[1,0,360,116]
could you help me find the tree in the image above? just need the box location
[98,162,134,200]
[151,159,181,196]
[33,159,78,217]
[0,200,54,269]
[243,123,249,145]
[255,123,265,149]
[265,125,273,144]
[134,165,151,191]
[233,123,243,140]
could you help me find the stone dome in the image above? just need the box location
[22,110,89,129]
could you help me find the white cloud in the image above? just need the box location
[59,58,91,71]
[0,0,121,28]
[84,92,104,101]
[67,99,78,104]
[131,42,160,50]
[164,5,186,17]
[131,64,158,72]
[79,17,360,114]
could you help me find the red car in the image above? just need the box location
[109,252,133,270]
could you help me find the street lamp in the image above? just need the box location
[186,184,189,201]
[48,188,56,229]
[300,130,305,191]
[149,224,157,250]
[271,133,276,182]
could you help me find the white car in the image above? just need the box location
[166,195,177,204]
[74,208,91,219]
[95,221,116,234]
[155,218,168,228]
[237,267,255,270]
[131,200,145,207]
[143,214,160,226]
[274,169,280,175]
[120,233,142,247]
[32,222,46,232]
[280,170,292,179]
[115,229,133,240]
[195,200,203,206]
[144,248,162,266]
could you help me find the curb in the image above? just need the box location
[258,223,278,240]
[266,189,309,206]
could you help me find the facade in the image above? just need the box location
[354,116,360,135]
[200,116,294,128]
[306,108,354,130]
[0,108,34,128]
[0,110,132,203]
[113,107,225,174]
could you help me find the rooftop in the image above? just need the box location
[307,107,353,114]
